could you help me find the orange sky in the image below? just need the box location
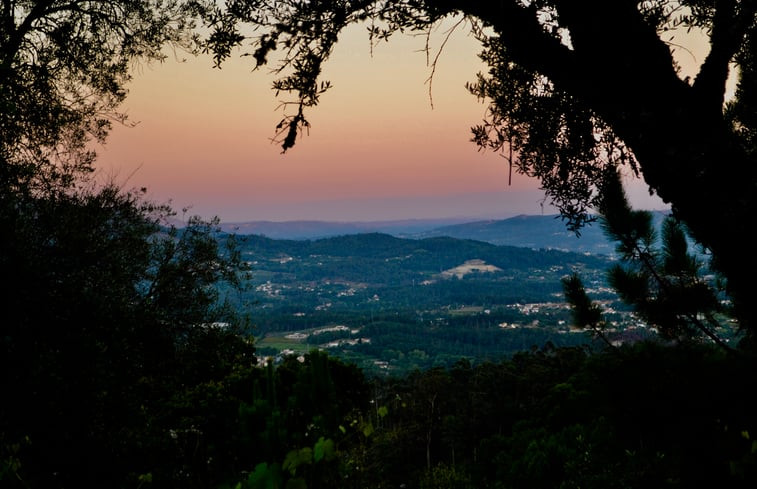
[99,19,690,222]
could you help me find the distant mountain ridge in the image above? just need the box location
[415,212,670,254]
[220,212,670,255]
[217,218,473,239]
[412,215,613,254]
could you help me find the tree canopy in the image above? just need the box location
[196,0,757,338]
[0,0,195,191]
[1,2,258,486]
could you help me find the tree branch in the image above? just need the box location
[434,0,578,89]
[632,241,733,351]
[437,0,685,139]
[2,0,13,35]
[8,0,55,54]
[554,1,681,105]
[694,0,757,112]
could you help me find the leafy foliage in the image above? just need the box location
[562,273,611,348]
[467,35,635,232]
[0,6,266,483]
[0,173,256,487]
[0,0,196,191]
[346,342,757,489]
[564,169,731,349]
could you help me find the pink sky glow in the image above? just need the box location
[98,19,683,223]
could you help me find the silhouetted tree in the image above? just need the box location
[0,0,195,191]
[564,169,731,349]
[0,178,254,487]
[0,4,257,485]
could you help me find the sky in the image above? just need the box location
[98,18,695,223]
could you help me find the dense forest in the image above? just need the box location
[5,1,757,488]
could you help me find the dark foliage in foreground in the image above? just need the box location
[0,168,254,487]
[363,342,757,489]
[219,343,757,489]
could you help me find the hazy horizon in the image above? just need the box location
[161,182,668,224]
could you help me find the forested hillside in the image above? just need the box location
[227,233,627,373]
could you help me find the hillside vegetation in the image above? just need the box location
[228,233,655,374]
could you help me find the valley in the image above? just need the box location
[226,231,654,375]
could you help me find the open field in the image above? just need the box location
[439,259,503,279]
